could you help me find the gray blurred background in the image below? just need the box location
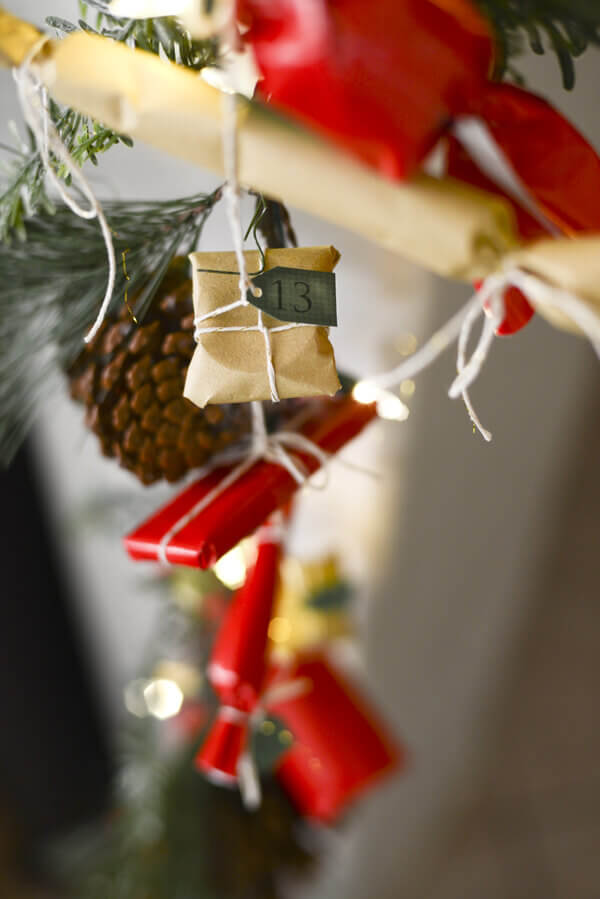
[1,3,599,897]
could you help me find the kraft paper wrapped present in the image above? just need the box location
[184,246,341,406]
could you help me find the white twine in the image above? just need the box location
[156,429,331,565]
[224,676,312,810]
[14,38,117,345]
[193,90,313,404]
[361,267,600,442]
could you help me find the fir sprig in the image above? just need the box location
[0,4,219,242]
[0,101,133,243]
[476,0,600,88]
[0,188,222,464]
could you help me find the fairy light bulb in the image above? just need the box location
[352,381,409,421]
[213,545,247,590]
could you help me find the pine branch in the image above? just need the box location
[0,188,222,465]
[0,5,219,242]
[475,0,600,88]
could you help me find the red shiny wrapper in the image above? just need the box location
[208,538,282,711]
[268,656,405,823]
[451,82,600,336]
[124,396,376,569]
[241,0,492,180]
[195,710,247,785]
[196,530,283,781]
[474,83,600,238]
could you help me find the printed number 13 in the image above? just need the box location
[274,279,312,314]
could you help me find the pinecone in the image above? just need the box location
[69,260,252,486]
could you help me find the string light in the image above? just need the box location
[394,333,418,356]
[123,677,184,719]
[213,544,248,590]
[352,381,410,421]
[268,616,293,644]
[143,679,184,720]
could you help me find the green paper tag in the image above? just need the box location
[247,267,337,327]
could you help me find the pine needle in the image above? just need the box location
[0,188,222,465]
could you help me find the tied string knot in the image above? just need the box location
[360,265,600,442]
[210,676,313,810]
[192,289,315,405]
[157,403,330,567]
[211,90,316,404]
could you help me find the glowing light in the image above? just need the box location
[353,381,409,422]
[123,678,151,718]
[154,660,203,697]
[394,333,418,356]
[376,393,409,421]
[213,545,247,590]
[278,729,294,746]
[400,379,415,397]
[260,720,276,736]
[268,616,292,644]
[143,679,184,720]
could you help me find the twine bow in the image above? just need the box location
[208,676,312,810]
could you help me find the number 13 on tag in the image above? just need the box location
[247,267,337,327]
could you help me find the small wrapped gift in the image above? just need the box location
[184,246,341,406]
[268,655,405,822]
[124,394,376,568]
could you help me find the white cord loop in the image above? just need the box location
[195,90,316,404]
[361,266,600,442]
[156,426,331,566]
[14,38,117,345]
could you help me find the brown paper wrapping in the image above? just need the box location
[508,235,600,334]
[184,246,341,406]
[3,27,517,282]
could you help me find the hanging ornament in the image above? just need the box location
[69,259,306,484]
[266,655,405,822]
[69,259,246,484]
[239,0,492,180]
[195,519,285,798]
[124,393,377,568]
[185,246,341,407]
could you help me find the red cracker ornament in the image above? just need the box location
[195,520,285,791]
[267,655,405,822]
[241,0,600,336]
[124,395,377,569]
[241,0,492,180]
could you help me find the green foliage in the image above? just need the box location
[56,717,317,899]
[476,0,600,88]
[0,103,133,243]
[0,3,219,243]
[0,188,221,465]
